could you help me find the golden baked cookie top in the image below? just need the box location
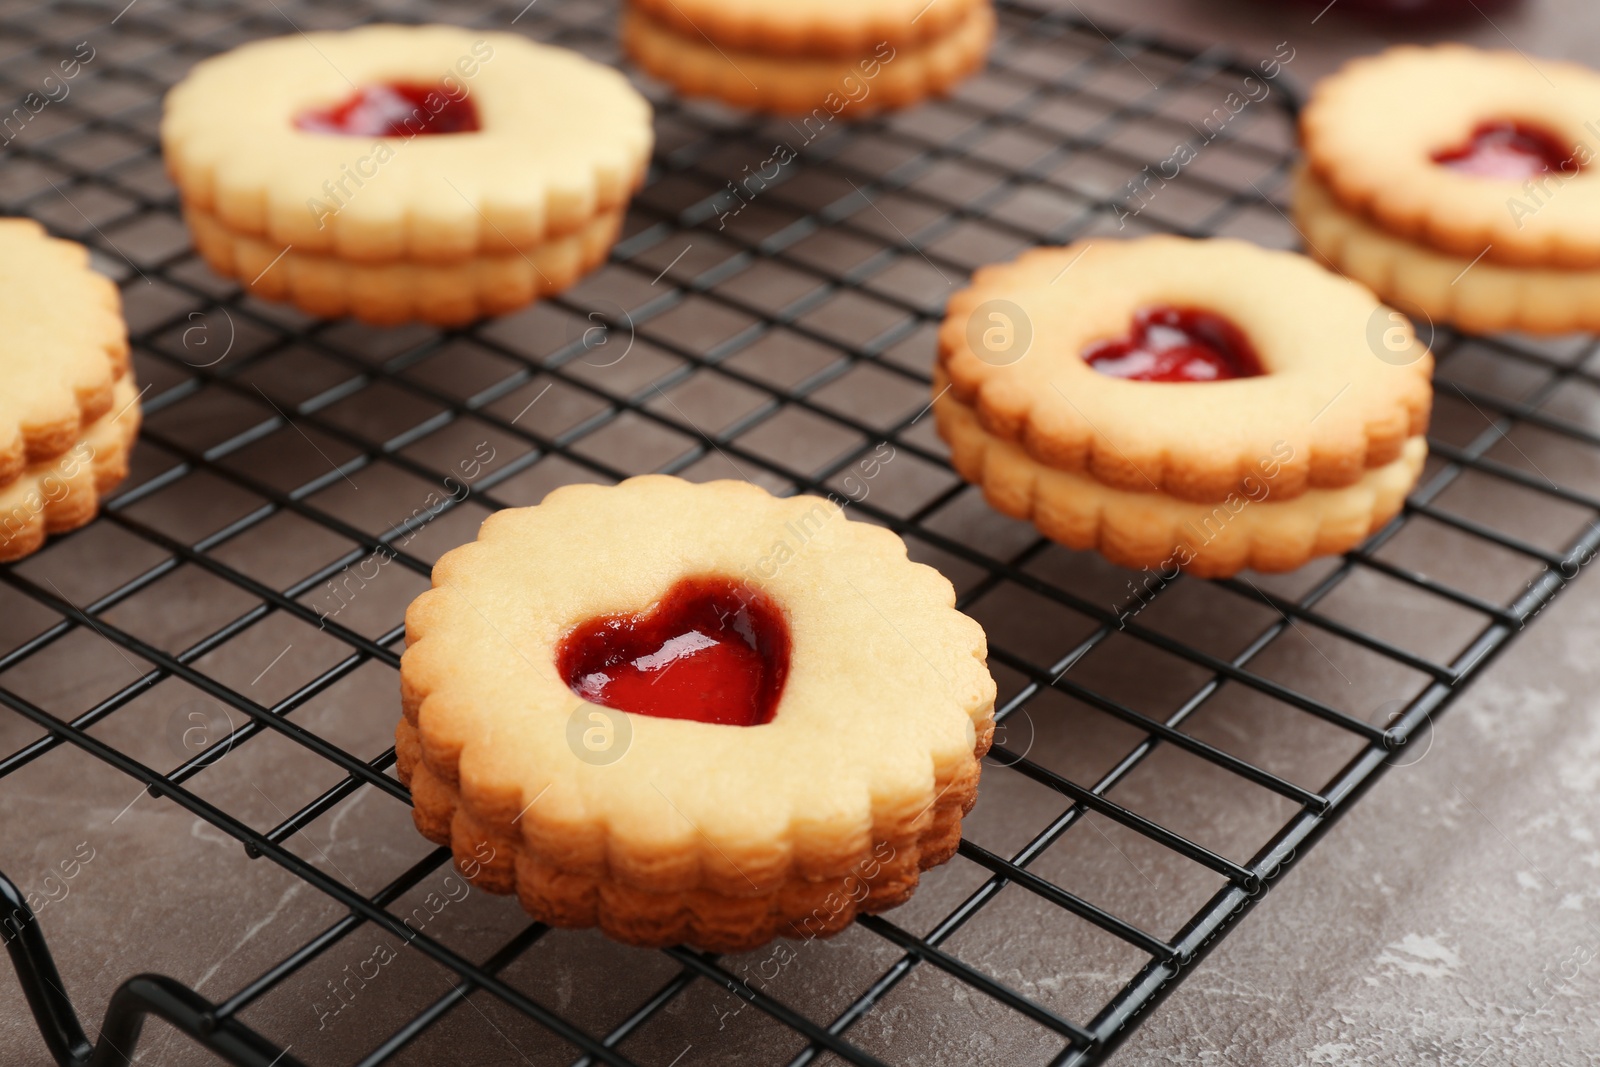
[400,476,995,896]
[1302,44,1600,268]
[161,24,653,264]
[0,218,128,485]
[629,0,988,57]
[938,236,1433,504]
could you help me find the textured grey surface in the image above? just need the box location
[1113,577,1600,1066]
[0,0,1597,1065]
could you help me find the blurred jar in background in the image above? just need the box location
[1302,0,1522,21]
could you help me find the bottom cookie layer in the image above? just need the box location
[395,716,990,953]
[1294,168,1600,335]
[0,375,140,563]
[185,205,624,327]
[935,385,1425,579]
[621,2,994,116]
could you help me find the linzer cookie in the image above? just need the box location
[935,237,1433,578]
[161,25,652,325]
[0,219,137,563]
[621,0,994,115]
[397,475,995,952]
[0,376,142,564]
[1297,44,1600,333]
[0,219,129,482]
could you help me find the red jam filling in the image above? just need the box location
[557,577,790,727]
[1432,121,1576,179]
[294,83,480,136]
[1082,306,1265,382]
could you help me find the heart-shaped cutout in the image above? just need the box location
[1432,120,1575,179]
[296,83,481,137]
[558,577,790,727]
[1082,305,1264,382]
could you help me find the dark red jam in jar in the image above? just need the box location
[1289,0,1520,22]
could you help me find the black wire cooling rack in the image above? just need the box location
[2,0,1598,1064]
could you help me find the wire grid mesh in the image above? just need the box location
[0,0,1596,1064]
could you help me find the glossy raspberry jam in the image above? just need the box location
[557,577,790,727]
[1432,121,1576,179]
[1082,306,1264,383]
[295,83,480,136]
